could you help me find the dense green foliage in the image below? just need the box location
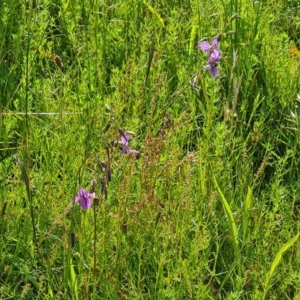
[1,0,300,299]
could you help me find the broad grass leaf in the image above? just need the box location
[264,232,300,298]
[213,176,238,253]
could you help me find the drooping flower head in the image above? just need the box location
[118,129,139,154]
[198,36,222,78]
[74,188,96,209]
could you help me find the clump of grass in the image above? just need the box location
[1,0,300,298]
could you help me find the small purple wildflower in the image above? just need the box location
[198,36,222,78]
[199,36,219,53]
[118,130,139,154]
[74,188,96,209]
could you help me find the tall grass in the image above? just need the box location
[1,0,300,298]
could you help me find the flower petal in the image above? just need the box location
[121,145,139,154]
[80,197,92,209]
[209,49,222,63]
[119,130,130,145]
[78,188,85,198]
[211,36,220,48]
[208,64,219,78]
[198,41,211,52]
[127,147,139,154]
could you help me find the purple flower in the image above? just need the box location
[208,48,222,64]
[199,36,220,53]
[118,130,139,154]
[74,188,96,209]
[198,36,222,78]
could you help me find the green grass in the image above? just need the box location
[1,0,300,299]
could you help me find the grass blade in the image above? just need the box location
[264,232,300,298]
[213,176,238,253]
[243,186,253,242]
[143,0,165,27]
[14,154,37,245]
[68,258,79,300]
[14,154,31,201]
[189,20,198,56]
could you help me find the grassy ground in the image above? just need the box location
[1,0,300,299]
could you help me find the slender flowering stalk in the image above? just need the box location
[100,161,112,182]
[118,129,139,154]
[198,36,222,78]
[74,188,96,209]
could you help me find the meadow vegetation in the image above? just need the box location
[1,0,300,299]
